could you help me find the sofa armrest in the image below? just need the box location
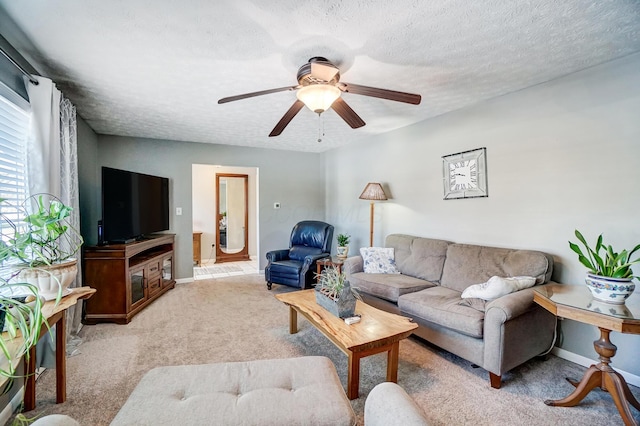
[364,382,429,426]
[483,285,556,377]
[303,253,330,266]
[301,253,330,274]
[266,249,290,263]
[485,287,536,324]
[343,255,364,277]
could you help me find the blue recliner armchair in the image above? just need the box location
[265,221,334,290]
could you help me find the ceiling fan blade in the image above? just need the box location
[339,82,421,105]
[310,61,339,82]
[218,86,299,104]
[269,100,305,137]
[331,98,366,129]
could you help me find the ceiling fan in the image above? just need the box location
[218,57,422,137]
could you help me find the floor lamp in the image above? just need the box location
[359,183,388,247]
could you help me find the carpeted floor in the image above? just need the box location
[20,275,638,425]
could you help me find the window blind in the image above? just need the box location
[0,83,29,203]
[0,81,30,272]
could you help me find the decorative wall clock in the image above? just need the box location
[442,147,488,200]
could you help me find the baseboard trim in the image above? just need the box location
[175,277,193,284]
[0,386,23,425]
[552,347,640,388]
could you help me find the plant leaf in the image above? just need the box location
[577,255,595,271]
[568,242,585,257]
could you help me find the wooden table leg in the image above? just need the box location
[347,351,361,400]
[288,306,298,334]
[23,345,37,411]
[545,365,601,407]
[545,327,638,426]
[22,311,67,411]
[55,312,66,404]
[386,342,400,383]
[603,370,639,426]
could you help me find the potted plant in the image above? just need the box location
[314,266,360,318]
[336,233,350,259]
[1,194,83,299]
[569,229,640,304]
[0,196,72,399]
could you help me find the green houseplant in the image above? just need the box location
[1,194,83,299]
[0,195,81,390]
[314,266,360,318]
[569,230,640,304]
[336,233,350,259]
[1,194,82,267]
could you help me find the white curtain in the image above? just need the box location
[25,76,83,365]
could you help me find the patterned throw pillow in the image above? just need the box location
[360,247,400,274]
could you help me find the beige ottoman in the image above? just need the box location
[110,356,355,425]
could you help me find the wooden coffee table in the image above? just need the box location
[275,289,418,399]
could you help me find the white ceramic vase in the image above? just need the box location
[584,273,635,305]
[336,246,349,259]
[17,258,78,299]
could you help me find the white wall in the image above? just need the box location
[324,53,640,377]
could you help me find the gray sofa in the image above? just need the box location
[343,234,556,388]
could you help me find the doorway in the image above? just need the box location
[192,164,259,277]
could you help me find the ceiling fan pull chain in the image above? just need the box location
[317,113,325,143]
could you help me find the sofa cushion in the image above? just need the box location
[440,243,552,293]
[360,247,400,274]
[386,234,451,282]
[398,287,485,338]
[461,276,536,301]
[349,272,436,303]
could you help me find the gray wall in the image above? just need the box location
[77,117,100,246]
[324,52,640,378]
[95,136,325,278]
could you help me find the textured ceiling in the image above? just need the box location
[1,0,639,152]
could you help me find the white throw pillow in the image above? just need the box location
[360,247,400,274]
[460,276,536,301]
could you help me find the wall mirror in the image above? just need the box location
[215,173,249,263]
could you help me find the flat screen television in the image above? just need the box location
[102,167,169,243]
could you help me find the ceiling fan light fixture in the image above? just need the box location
[296,84,341,114]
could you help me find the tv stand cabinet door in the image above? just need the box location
[129,263,148,311]
[161,254,175,288]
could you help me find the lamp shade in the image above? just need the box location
[296,84,341,114]
[359,183,388,201]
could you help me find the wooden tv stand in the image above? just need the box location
[83,234,176,324]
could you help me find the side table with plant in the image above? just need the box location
[0,195,81,399]
[569,229,640,304]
